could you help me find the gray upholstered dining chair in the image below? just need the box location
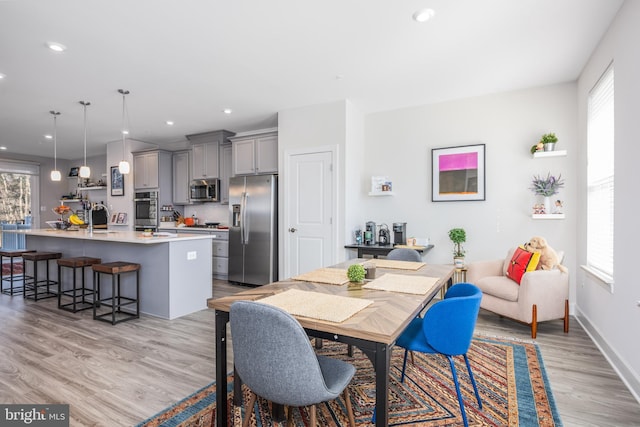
[230,300,356,427]
[387,248,421,261]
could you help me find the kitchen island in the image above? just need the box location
[10,229,213,320]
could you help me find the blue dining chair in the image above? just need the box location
[395,283,483,427]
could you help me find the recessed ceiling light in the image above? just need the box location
[122,130,129,135]
[0,73,6,80]
[165,120,174,126]
[44,134,53,139]
[412,8,435,23]
[0,146,7,151]
[223,108,232,114]
[46,42,67,52]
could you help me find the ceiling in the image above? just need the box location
[0,0,623,160]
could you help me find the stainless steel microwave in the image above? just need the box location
[190,179,219,201]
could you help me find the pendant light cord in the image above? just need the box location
[121,90,128,156]
[83,103,88,167]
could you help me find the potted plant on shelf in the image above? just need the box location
[540,132,558,151]
[448,228,466,268]
[530,172,564,214]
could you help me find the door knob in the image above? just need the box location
[288,227,297,233]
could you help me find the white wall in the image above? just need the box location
[361,83,578,271]
[278,101,349,277]
[576,0,640,401]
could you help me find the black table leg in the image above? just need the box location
[373,342,390,426]
[339,337,391,427]
[215,310,229,427]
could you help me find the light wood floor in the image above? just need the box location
[0,279,638,426]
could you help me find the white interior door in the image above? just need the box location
[285,150,333,277]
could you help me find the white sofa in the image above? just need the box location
[466,247,569,338]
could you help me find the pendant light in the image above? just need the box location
[118,89,131,174]
[79,101,91,178]
[49,110,62,181]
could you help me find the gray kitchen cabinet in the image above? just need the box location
[170,228,229,279]
[186,130,235,181]
[133,150,170,190]
[220,144,232,204]
[134,152,158,189]
[211,231,229,279]
[191,141,218,179]
[172,150,191,204]
[230,130,278,175]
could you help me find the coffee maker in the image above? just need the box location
[365,221,376,245]
[393,222,407,245]
[378,223,390,246]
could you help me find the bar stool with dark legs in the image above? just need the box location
[22,251,63,301]
[57,256,102,312]
[1,249,36,295]
[92,261,140,325]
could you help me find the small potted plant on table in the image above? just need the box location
[347,264,366,288]
[448,228,466,268]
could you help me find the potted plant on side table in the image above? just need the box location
[448,227,466,268]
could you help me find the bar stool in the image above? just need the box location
[92,261,140,325]
[57,256,102,312]
[1,249,36,295]
[22,251,62,301]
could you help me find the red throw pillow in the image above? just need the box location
[506,247,540,284]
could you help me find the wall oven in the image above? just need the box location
[134,191,158,230]
[190,179,219,202]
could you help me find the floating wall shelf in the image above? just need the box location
[77,186,106,191]
[533,150,567,158]
[368,191,395,196]
[532,213,565,220]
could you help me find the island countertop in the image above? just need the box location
[8,228,213,244]
[17,228,214,319]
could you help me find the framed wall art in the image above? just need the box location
[432,143,485,202]
[110,166,124,196]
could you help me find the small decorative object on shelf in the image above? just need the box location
[530,132,558,154]
[530,172,564,214]
[369,176,394,195]
[553,199,563,214]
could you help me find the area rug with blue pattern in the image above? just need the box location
[137,336,562,426]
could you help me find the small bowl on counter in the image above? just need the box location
[46,220,71,230]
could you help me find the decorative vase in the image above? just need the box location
[454,256,465,268]
[543,196,551,214]
[543,142,556,152]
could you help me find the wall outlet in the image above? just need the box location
[187,251,197,260]
[40,206,47,211]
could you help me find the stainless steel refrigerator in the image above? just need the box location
[228,175,278,286]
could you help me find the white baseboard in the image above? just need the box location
[575,308,640,405]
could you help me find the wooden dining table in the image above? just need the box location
[208,259,455,427]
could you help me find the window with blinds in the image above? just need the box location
[586,64,614,284]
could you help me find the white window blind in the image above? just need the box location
[586,65,614,279]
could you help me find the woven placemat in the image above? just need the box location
[257,289,374,323]
[371,259,425,270]
[292,268,349,285]
[394,244,426,250]
[362,273,440,295]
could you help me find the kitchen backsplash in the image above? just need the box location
[182,203,229,225]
